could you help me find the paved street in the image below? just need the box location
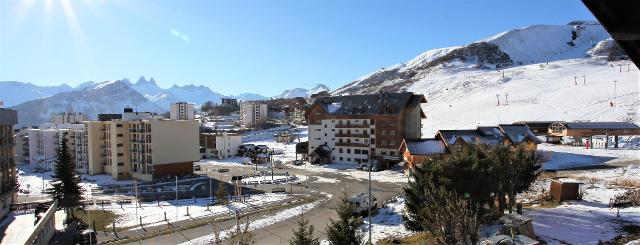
[117,163,406,244]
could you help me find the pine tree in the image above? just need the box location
[47,137,83,224]
[326,193,364,245]
[216,183,228,205]
[290,215,319,245]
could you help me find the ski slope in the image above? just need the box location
[411,58,639,137]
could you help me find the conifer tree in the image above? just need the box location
[326,193,364,245]
[290,214,319,245]
[48,137,83,223]
[216,183,228,205]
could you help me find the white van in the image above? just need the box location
[348,192,378,215]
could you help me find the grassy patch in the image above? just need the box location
[73,209,119,232]
[611,224,640,244]
[376,232,437,245]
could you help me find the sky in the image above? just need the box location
[0,0,596,96]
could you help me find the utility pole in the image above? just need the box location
[613,80,618,107]
[368,160,372,245]
[504,93,509,106]
[175,176,178,221]
[135,180,138,220]
[209,175,213,200]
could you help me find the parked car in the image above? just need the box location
[348,192,378,216]
[358,162,380,172]
[290,160,304,166]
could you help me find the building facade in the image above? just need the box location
[0,108,18,221]
[240,101,268,128]
[199,132,242,159]
[86,114,200,181]
[307,92,426,166]
[170,102,196,121]
[51,112,87,124]
[26,124,87,172]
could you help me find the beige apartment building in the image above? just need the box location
[240,101,268,128]
[86,118,199,181]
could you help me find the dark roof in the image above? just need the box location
[0,108,18,125]
[582,0,640,68]
[499,124,542,144]
[437,129,502,146]
[404,139,446,155]
[562,121,640,130]
[514,121,559,128]
[313,92,426,116]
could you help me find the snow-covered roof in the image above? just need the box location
[499,124,542,144]
[404,138,446,155]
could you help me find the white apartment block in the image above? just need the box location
[26,124,88,172]
[51,112,87,124]
[170,102,195,120]
[13,129,29,164]
[200,132,242,159]
[240,101,268,128]
[86,117,199,181]
[307,92,426,166]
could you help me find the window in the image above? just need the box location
[117,143,123,147]
[370,129,375,134]
[354,149,361,154]
[362,150,369,155]
[390,130,396,135]
[325,133,327,136]
[371,139,375,144]
[390,151,396,156]
[370,119,375,124]
[339,157,343,161]
[117,153,124,156]
[381,151,387,156]
[324,124,327,128]
[347,149,351,154]
[116,124,123,127]
[347,158,351,161]
[117,134,123,137]
[339,148,343,153]
[117,162,124,166]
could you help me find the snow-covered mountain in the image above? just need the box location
[232,93,268,101]
[0,81,74,107]
[125,76,227,109]
[9,80,164,126]
[331,21,637,136]
[274,84,331,99]
[333,21,611,95]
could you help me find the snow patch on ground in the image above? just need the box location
[362,196,414,243]
[539,143,640,170]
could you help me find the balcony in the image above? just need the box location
[335,142,370,147]
[335,123,370,129]
[335,133,370,138]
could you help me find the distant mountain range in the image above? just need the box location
[273,84,331,99]
[0,76,331,126]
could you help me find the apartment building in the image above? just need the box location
[200,132,242,159]
[307,91,426,166]
[51,112,87,124]
[14,129,29,164]
[86,109,199,181]
[26,124,87,172]
[0,108,18,221]
[240,101,268,128]
[170,102,195,120]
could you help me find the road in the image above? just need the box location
[121,163,406,245]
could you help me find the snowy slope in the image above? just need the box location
[333,22,611,95]
[232,93,268,101]
[0,81,74,106]
[413,58,639,137]
[166,84,226,105]
[274,84,331,98]
[9,80,164,126]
